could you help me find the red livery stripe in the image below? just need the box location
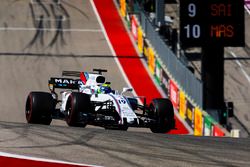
[80,72,87,84]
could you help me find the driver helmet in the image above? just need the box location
[98,83,112,94]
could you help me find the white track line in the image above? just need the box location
[0,151,103,167]
[0,27,102,32]
[230,51,250,84]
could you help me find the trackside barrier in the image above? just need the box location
[115,0,232,137]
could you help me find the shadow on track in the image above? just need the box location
[0,52,144,59]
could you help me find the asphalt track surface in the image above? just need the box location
[0,122,250,167]
[0,0,249,166]
[223,11,250,137]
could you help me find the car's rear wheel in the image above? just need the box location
[25,92,53,125]
[149,98,175,133]
[65,92,91,127]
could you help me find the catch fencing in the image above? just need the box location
[138,9,203,107]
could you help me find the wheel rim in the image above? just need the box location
[67,107,71,116]
[25,95,32,122]
[66,99,74,125]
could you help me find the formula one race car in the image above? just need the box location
[25,69,175,133]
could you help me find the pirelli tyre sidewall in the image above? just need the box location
[25,92,53,125]
[149,98,175,133]
[65,92,90,127]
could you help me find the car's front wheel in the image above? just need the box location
[65,92,91,127]
[149,98,175,133]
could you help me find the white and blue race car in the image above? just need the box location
[25,69,175,133]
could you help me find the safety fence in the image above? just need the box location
[117,0,232,137]
[139,10,203,107]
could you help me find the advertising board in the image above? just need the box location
[137,26,143,53]
[143,40,149,62]
[161,70,170,96]
[194,107,203,136]
[155,60,162,85]
[186,100,194,129]
[148,47,155,75]
[120,0,126,17]
[131,15,138,41]
[179,91,187,119]
[204,115,214,136]
[169,80,179,109]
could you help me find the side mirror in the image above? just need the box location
[121,87,133,95]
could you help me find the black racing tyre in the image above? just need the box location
[149,98,175,133]
[25,92,53,125]
[65,92,91,127]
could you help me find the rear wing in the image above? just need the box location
[48,71,85,90]
[48,77,81,90]
[62,69,107,76]
[62,71,81,77]
[48,69,108,91]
